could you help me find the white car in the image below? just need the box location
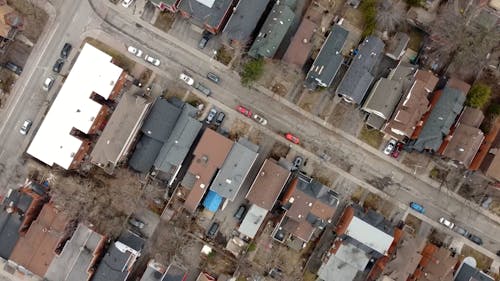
[122,0,134,8]
[144,55,160,66]
[127,46,143,57]
[179,73,194,86]
[42,77,55,91]
[253,114,267,126]
[383,139,397,155]
[20,120,32,135]
[438,217,455,229]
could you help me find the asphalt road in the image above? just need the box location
[0,0,498,266]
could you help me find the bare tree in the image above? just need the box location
[422,0,500,76]
[376,0,406,33]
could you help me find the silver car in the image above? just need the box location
[20,120,32,135]
[42,77,55,91]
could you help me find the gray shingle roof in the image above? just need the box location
[362,78,404,120]
[222,0,270,44]
[305,25,349,89]
[178,0,234,31]
[385,32,410,60]
[454,262,494,281]
[210,138,259,201]
[128,98,182,173]
[154,105,202,174]
[408,87,465,152]
[336,36,385,104]
[248,3,295,58]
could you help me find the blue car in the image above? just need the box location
[410,202,425,214]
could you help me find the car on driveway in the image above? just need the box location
[206,108,217,124]
[207,221,219,238]
[180,73,194,86]
[128,217,145,229]
[127,46,143,57]
[215,112,225,126]
[438,217,455,229]
[234,205,246,221]
[253,114,267,126]
[60,43,72,59]
[410,202,425,214]
[391,142,403,158]
[292,156,303,170]
[236,105,252,117]
[198,31,212,49]
[207,72,220,83]
[53,59,65,73]
[467,234,483,245]
[20,120,32,135]
[4,61,22,75]
[42,77,55,91]
[384,139,397,155]
[285,133,300,144]
[144,55,160,66]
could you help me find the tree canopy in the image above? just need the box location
[465,83,491,108]
[241,58,264,86]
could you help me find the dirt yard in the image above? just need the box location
[7,0,48,43]
[153,11,175,32]
[228,119,250,140]
[358,125,384,149]
[328,101,365,136]
[460,244,493,271]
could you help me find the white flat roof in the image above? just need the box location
[238,204,267,239]
[346,216,394,255]
[196,0,215,8]
[27,43,123,169]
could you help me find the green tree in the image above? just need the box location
[241,58,264,86]
[487,103,500,117]
[465,83,491,108]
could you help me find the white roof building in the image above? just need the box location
[27,43,123,169]
[346,216,393,255]
[238,204,267,239]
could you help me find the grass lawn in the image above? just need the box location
[358,125,384,148]
[460,244,493,271]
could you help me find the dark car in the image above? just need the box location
[194,82,211,96]
[215,111,225,126]
[293,156,304,169]
[60,43,72,59]
[4,61,22,75]
[497,250,500,257]
[206,72,220,84]
[234,205,246,221]
[53,59,65,73]
[198,31,212,49]
[467,234,483,245]
[207,221,219,238]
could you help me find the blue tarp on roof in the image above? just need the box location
[203,190,222,212]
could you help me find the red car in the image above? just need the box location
[285,133,300,144]
[391,142,403,158]
[236,105,252,117]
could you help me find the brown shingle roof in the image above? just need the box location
[446,77,471,94]
[10,203,69,277]
[442,124,484,167]
[282,18,316,67]
[183,129,233,213]
[384,70,437,141]
[459,106,484,127]
[245,159,289,210]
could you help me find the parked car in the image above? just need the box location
[198,31,212,49]
[285,133,300,144]
[453,226,470,237]
[496,250,500,257]
[206,72,220,83]
[236,105,252,117]
[438,217,455,229]
[128,217,145,229]
[207,221,219,237]
[19,120,32,135]
[194,82,211,96]
[384,139,397,155]
[292,156,304,170]
[144,55,160,66]
[122,0,134,7]
[42,77,55,91]
[253,114,267,126]
[391,142,403,158]
[409,202,425,214]
[214,111,225,126]
[60,43,72,59]
[180,73,194,86]
[234,205,246,221]
[127,46,143,57]
[467,234,483,245]
[53,59,65,73]
[206,108,217,124]
[4,61,22,75]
